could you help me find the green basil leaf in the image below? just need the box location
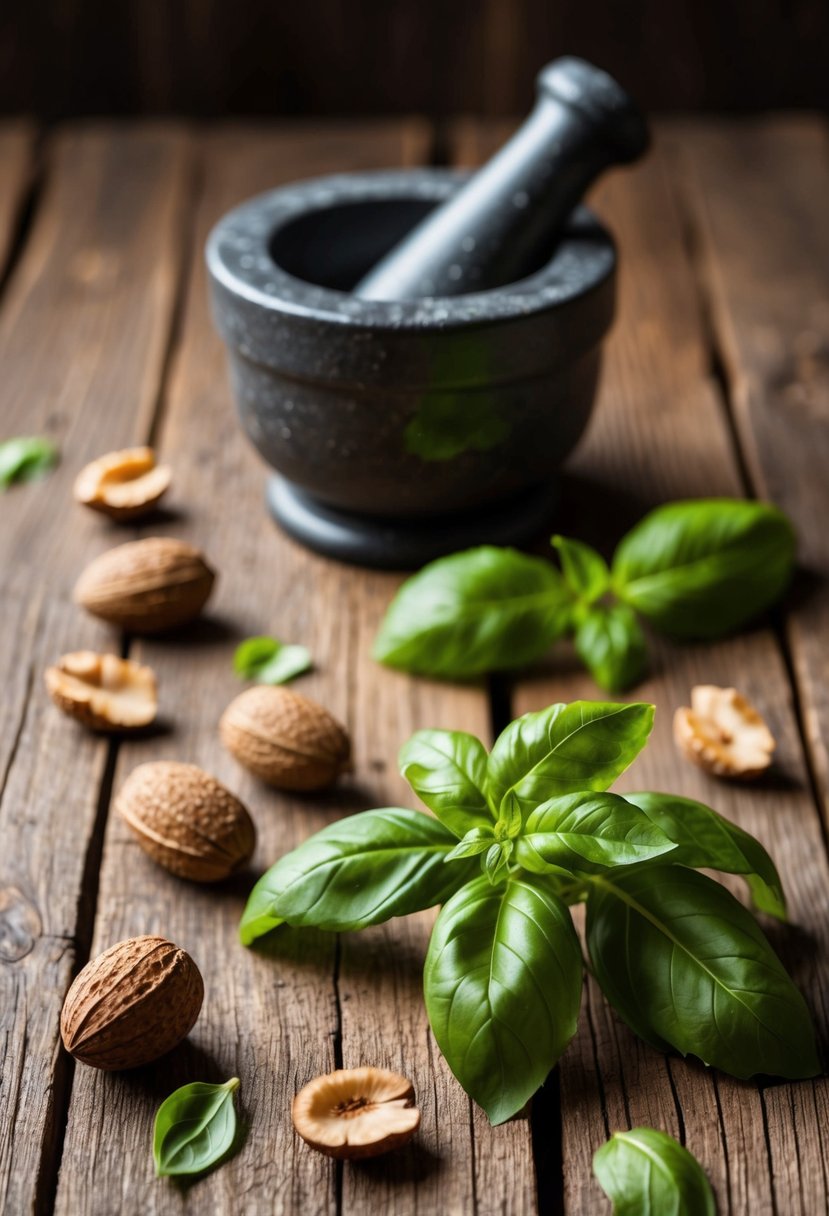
[593,1126,716,1216]
[552,534,610,602]
[586,865,819,1079]
[496,790,524,839]
[239,809,476,943]
[0,436,59,489]
[625,792,786,920]
[424,872,583,1124]
[445,827,495,860]
[373,546,572,679]
[153,1078,240,1178]
[574,602,648,693]
[612,499,795,639]
[233,636,312,685]
[399,729,492,837]
[484,839,512,882]
[487,701,655,819]
[515,792,676,874]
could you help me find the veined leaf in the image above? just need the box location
[552,534,610,602]
[574,602,648,693]
[153,1078,240,1178]
[399,729,492,837]
[515,792,676,874]
[593,1126,716,1215]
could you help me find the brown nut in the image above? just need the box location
[292,1067,420,1159]
[60,935,203,1070]
[220,686,351,790]
[116,761,256,882]
[673,685,776,780]
[45,651,157,731]
[74,537,215,632]
[74,446,171,521]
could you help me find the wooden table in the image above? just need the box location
[1,116,827,1215]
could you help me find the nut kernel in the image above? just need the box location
[74,446,171,520]
[45,651,157,731]
[292,1067,420,1159]
[673,685,775,780]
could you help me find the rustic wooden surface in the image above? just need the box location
[0,116,826,1215]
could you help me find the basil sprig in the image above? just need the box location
[0,436,59,489]
[241,700,818,1124]
[593,1127,716,1215]
[373,499,796,691]
[153,1078,241,1178]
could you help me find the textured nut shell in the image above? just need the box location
[116,761,256,882]
[674,685,776,780]
[60,936,203,1070]
[74,537,215,632]
[292,1067,420,1159]
[220,686,351,790]
[74,446,171,521]
[45,651,157,731]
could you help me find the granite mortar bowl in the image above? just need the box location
[206,169,617,568]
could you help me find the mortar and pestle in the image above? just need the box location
[207,58,649,568]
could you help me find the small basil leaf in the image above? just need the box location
[445,827,495,861]
[586,865,819,1079]
[153,1078,240,1178]
[496,790,523,839]
[487,700,655,819]
[552,534,610,602]
[239,809,477,943]
[574,602,648,693]
[515,792,676,874]
[399,729,492,837]
[625,791,786,920]
[233,636,312,685]
[424,872,583,1124]
[0,436,59,489]
[484,839,512,882]
[612,499,795,639]
[373,546,572,679]
[593,1126,716,1216]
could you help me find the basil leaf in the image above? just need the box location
[586,865,819,1079]
[552,535,610,602]
[233,636,312,685]
[445,827,495,860]
[0,436,59,489]
[574,602,648,693]
[515,792,676,874]
[239,809,476,943]
[612,499,795,639]
[625,792,786,920]
[373,546,572,679]
[593,1127,716,1216]
[484,840,512,882]
[153,1078,240,1178]
[487,700,655,819]
[399,729,492,837]
[424,872,583,1124]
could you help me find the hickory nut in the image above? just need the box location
[674,685,776,780]
[292,1067,420,1159]
[60,935,203,1070]
[116,761,256,882]
[220,686,351,790]
[44,651,157,731]
[74,537,215,632]
[74,446,171,521]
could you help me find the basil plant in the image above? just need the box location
[240,701,818,1124]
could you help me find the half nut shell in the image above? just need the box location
[45,651,157,731]
[74,446,171,521]
[116,761,256,882]
[74,537,215,632]
[674,685,776,780]
[292,1067,420,1159]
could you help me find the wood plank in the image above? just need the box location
[0,125,191,1214]
[453,121,829,1215]
[0,122,35,279]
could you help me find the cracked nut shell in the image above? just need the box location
[116,761,256,882]
[74,446,172,521]
[45,651,157,732]
[60,935,203,1070]
[674,684,776,779]
[292,1067,420,1159]
[220,685,351,790]
[74,537,215,632]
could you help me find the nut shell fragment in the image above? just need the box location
[292,1067,420,1159]
[116,761,256,882]
[674,685,776,780]
[74,537,215,632]
[45,651,157,731]
[60,935,203,1070]
[220,685,351,790]
[74,446,171,521]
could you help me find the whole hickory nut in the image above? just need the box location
[220,686,351,791]
[74,537,215,632]
[60,935,203,1070]
[674,685,776,780]
[45,650,157,731]
[74,446,172,521]
[116,761,256,882]
[292,1067,420,1159]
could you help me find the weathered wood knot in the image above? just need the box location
[0,886,42,962]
